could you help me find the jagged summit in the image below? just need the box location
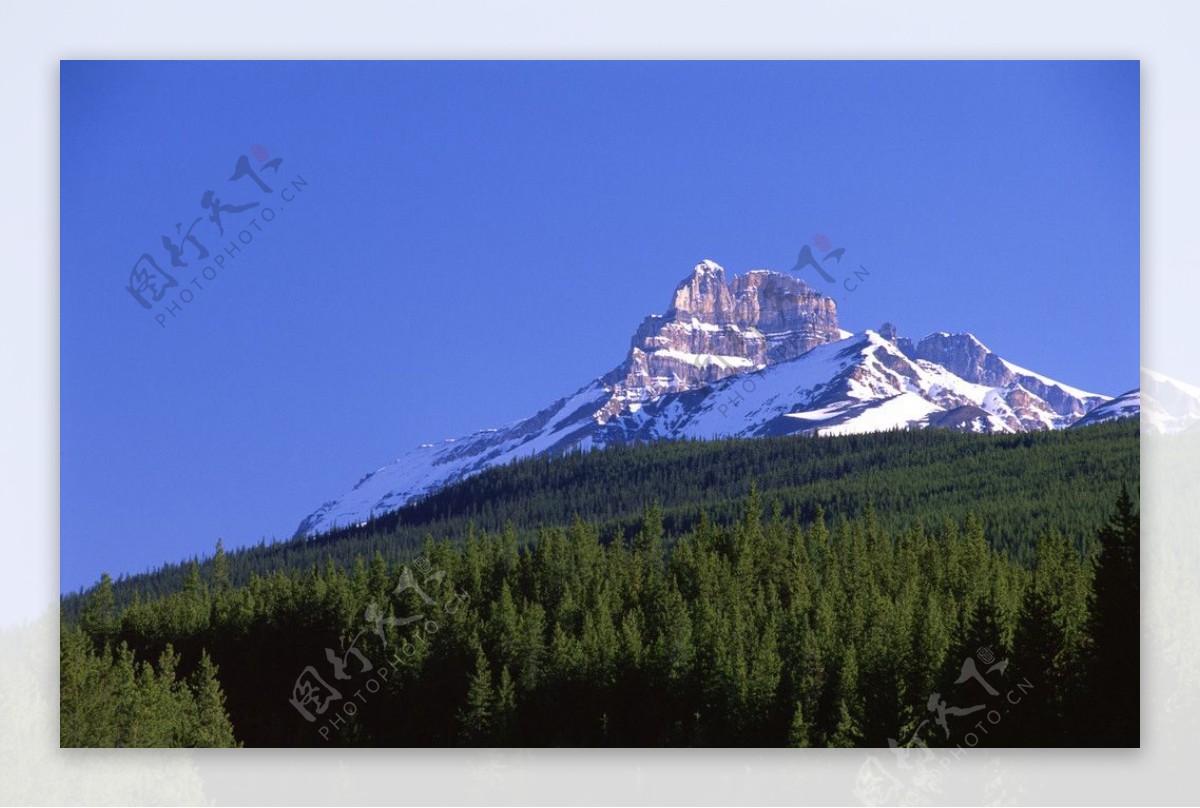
[597,260,840,422]
[292,259,1131,538]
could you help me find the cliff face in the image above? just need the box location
[910,332,1106,419]
[597,260,841,422]
[913,332,1012,387]
[729,270,840,362]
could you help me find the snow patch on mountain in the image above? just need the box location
[1071,389,1140,428]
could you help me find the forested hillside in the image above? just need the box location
[66,420,1138,614]
[62,485,1140,747]
[61,421,1139,747]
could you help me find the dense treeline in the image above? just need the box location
[64,421,1138,616]
[63,482,1140,747]
[61,610,239,746]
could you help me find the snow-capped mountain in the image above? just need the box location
[600,328,1106,441]
[294,260,1129,537]
[594,259,841,422]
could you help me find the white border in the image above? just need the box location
[4,0,1197,804]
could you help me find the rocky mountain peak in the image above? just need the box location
[597,260,841,422]
[668,260,735,321]
[914,332,1003,385]
[876,322,916,358]
[909,330,1105,419]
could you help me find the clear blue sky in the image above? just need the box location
[61,61,1139,593]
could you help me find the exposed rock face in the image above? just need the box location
[597,260,840,422]
[667,259,737,321]
[1002,386,1062,431]
[926,405,1007,433]
[912,331,1106,419]
[730,271,840,362]
[914,332,1011,387]
[878,321,916,357]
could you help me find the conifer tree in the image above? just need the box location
[633,501,665,561]
[80,572,117,649]
[186,651,239,747]
[827,644,862,746]
[460,643,494,744]
[1084,485,1140,746]
[788,702,812,748]
[1013,585,1065,743]
[211,538,231,595]
[494,666,517,744]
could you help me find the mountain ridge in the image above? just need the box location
[294,259,1131,538]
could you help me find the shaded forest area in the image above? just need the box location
[62,422,1139,747]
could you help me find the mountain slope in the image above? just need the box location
[295,260,1121,538]
[600,329,1111,443]
[68,418,1139,619]
[1073,389,1140,428]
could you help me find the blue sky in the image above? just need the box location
[61,61,1139,592]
